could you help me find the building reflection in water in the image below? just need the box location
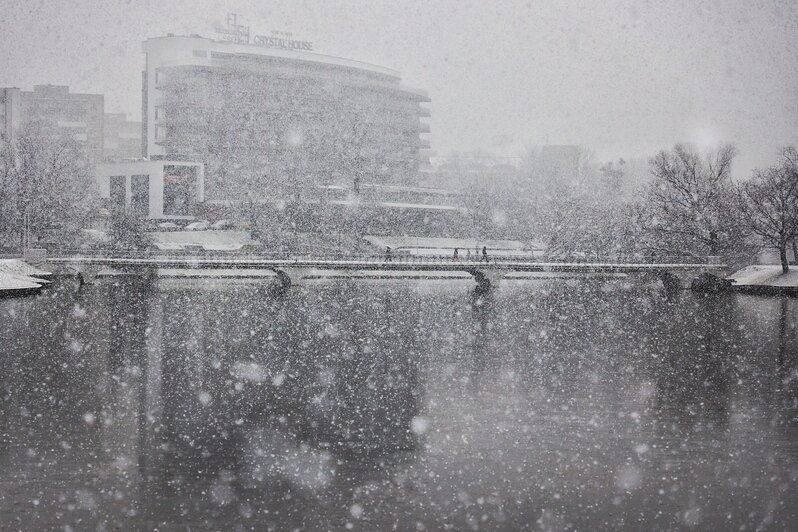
[2,277,798,529]
[775,297,797,431]
[647,292,735,431]
[467,286,497,378]
[92,278,425,522]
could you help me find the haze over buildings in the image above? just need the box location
[1,0,795,177]
[0,84,104,164]
[1,86,143,164]
[142,33,430,199]
[103,112,141,160]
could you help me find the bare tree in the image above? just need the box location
[644,143,745,258]
[736,147,798,273]
[447,152,529,239]
[108,207,151,250]
[0,124,95,249]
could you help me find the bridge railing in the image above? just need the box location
[46,248,720,266]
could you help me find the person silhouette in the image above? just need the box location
[453,248,459,261]
[481,246,489,263]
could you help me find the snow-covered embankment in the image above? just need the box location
[0,259,52,297]
[728,265,798,295]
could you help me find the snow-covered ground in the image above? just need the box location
[0,272,41,293]
[0,259,52,295]
[0,258,51,279]
[728,265,798,287]
[149,230,255,251]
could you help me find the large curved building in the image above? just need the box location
[142,35,431,201]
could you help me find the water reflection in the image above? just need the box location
[647,293,735,430]
[467,287,496,378]
[1,278,797,530]
[118,280,427,502]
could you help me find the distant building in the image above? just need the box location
[96,160,204,219]
[141,34,431,201]
[429,155,521,193]
[0,88,22,139]
[541,145,581,184]
[0,85,104,164]
[318,182,458,205]
[103,113,142,160]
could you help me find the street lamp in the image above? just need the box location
[23,208,30,251]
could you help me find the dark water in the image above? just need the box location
[1,277,797,531]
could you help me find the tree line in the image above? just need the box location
[0,125,95,250]
[0,124,151,251]
[2,125,797,271]
[439,143,798,272]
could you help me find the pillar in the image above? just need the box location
[272,267,304,290]
[468,268,504,291]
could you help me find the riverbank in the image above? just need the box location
[728,265,798,295]
[0,259,52,297]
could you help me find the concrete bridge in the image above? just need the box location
[45,251,728,291]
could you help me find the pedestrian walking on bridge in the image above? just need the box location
[385,246,393,262]
[453,248,459,261]
[481,246,489,263]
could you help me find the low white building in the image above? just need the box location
[96,160,204,219]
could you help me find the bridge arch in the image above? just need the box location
[658,270,684,295]
[271,267,303,290]
[465,268,504,291]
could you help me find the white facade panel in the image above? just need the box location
[96,160,204,219]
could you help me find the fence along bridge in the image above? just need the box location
[45,251,727,291]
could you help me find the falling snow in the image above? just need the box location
[1,1,798,531]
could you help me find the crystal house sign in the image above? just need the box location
[215,13,313,51]
[252,34,313,51]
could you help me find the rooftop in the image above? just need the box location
[145,34,402,80]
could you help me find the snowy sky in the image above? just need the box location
[1,0,796,177]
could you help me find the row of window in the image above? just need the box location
[110,175,150,215]
[108,167,196,217]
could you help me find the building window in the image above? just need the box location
[110,175,126,210]
[163,165,197,216]
[131,174,150,215]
